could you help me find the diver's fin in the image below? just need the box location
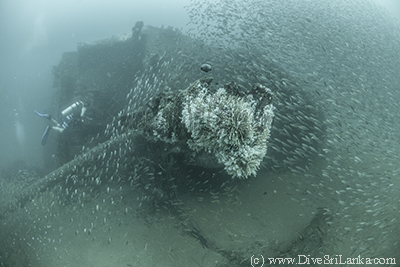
[34,110,51,120]
[41,126,51,146]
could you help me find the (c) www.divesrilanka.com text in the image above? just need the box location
[250,254,396,265]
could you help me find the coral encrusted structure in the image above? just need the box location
[123,77,274,178]
[181,78,274,178]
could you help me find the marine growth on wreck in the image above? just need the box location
[1,0,400,266]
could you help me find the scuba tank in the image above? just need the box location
[61,101,84,116]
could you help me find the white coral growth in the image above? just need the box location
[182,86,274,178]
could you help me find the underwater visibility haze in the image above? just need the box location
[0,0,400,266]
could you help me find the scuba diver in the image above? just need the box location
[34,101,87,146]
